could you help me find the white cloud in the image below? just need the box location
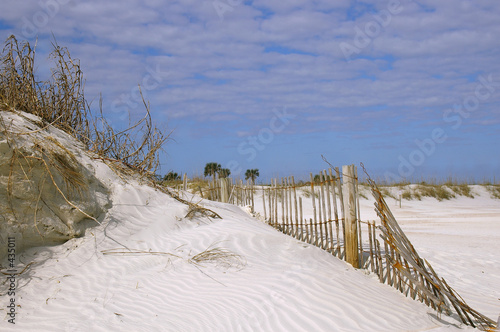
[0,0,498,141]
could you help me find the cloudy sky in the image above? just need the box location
[1,0,499,182]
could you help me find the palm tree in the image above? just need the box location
[204,162,221,180]
[219,168,231,178]
[245,169,259,184]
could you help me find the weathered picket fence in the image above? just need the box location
[259,165,363,268]
[170,176,255,206]
[179,165,497,331]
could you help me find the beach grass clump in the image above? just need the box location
[484,185,500,199]
[401,189,415,200]
[188,176,211,190]
[386,182,476,201]
[189,243,246,270]
[447,183,474,198]
[379,187,396,199]
[416,184,455,201]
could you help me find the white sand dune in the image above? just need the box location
[1,112,498,331]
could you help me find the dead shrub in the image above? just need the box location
[0,35,171,179]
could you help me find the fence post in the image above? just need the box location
[355,166,363,268]
[274,179,278,227]
[268,188,272,224]
[336,167,345,256]
[220,178,230,203]
[251,180,255,210]
[262,187,267,221]
[342,164,359,268]
[310,173,318,246]
[292,176,298,232]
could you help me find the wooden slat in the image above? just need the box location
[292,176,298,235]
[343,165,359,268]
[368,222,374,272]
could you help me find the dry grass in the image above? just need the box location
[447,183,474,198]
[398,183,476,201]
[401,189,414,200]
[37,136,87,194]
[189,243,246,270]
[0,35,170,179]
[416,184,455,201]
[484,185,500,199]
[379,187,396,199]
[101,248,181,258]
[101,243,246,271]
[88,98,171,178]
[185,205,222,220]
[0,121,102,235]
[380,181,480,201]
[0,36,89,141]
[155,183,222,220]
[187,176,211,192]
[399,188,422,201]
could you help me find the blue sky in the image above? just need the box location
[1,0,499,183]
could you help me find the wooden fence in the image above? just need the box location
[171,177,255,206]
[259,165,362,267]
[178,165,497,331]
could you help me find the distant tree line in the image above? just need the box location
[163,171,181,182]
[162,162,259,183]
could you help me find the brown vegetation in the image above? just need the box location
[0,35,171,178]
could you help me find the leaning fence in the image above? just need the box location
[177,165,497,331]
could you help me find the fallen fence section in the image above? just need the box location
[366,175,496,331]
